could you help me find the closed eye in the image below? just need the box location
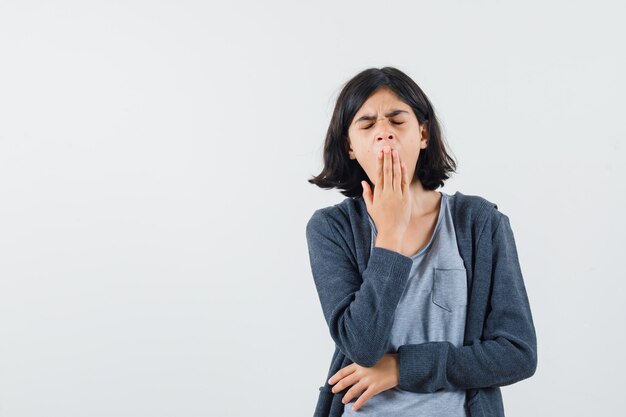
[363,122,404,129]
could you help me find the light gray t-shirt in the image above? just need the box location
[342,191,469,417]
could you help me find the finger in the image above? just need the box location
[393,149,401,193]
[376,149,383,193]
[330,368,358,393]
[329,364,355,386]
[401,161,407,195]
[351,387,376,411]
[329,372,338,385]
[328,367,346,385]
[383,147,392,191]
[342,381,366,405]
[361,181,372,210]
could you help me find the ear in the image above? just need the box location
[347,138,356,160]
[420,121,429,149]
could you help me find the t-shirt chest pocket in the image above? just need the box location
[431,267,468,312]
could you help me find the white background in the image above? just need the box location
[1,1,624,416]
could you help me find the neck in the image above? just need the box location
[409,180,441,218]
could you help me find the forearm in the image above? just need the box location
[324,246,412,367]
[397,336,537,392]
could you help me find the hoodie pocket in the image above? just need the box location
[431,268,468,312]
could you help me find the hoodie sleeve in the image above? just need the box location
[306,209,413,368]
[396,212,538,392]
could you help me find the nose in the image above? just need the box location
[374,118,397,146]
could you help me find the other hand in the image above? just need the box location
[328,353,400,412]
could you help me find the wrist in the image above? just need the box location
[375,234,403,253]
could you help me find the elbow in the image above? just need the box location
[522,346,538,379]
[331,332,386,368]
[326,303,394,368]
[518,334,538,380]
[497,337,537,386]
[329,320,388,368]
[511,341,538,383]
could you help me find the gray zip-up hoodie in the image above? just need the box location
[305,191,537,417]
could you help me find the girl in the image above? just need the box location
[306,67,537,417]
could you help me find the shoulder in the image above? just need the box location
[448,190,498,215]
[447,190,509,237]
[306,196,364,234]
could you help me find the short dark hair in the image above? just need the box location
[308,66,457,198]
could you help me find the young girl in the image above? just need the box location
[306,67,537,417]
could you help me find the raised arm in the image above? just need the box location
[306,209,413,368]
[396,213,538,392]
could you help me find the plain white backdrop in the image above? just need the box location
[0,1,624,416]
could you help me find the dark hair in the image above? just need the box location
[308,66,457,198]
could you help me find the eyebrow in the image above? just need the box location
[354,109,410,124]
